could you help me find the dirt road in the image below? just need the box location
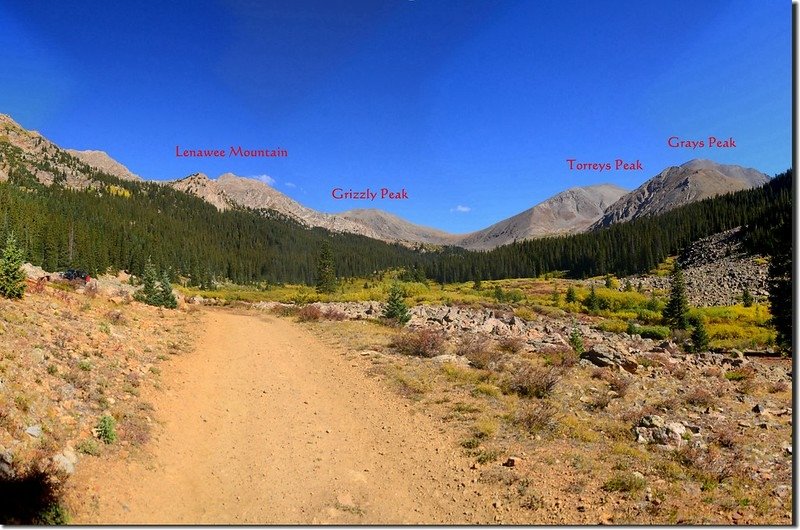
[68,309,496,524]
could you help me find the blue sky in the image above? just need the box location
[0,0,790,233]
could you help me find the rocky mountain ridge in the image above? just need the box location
[592,159,769,229]
[0,113,773,250]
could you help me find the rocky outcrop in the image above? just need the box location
[625,228,768,306]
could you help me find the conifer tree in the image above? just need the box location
[383,283,410,325]
[767,212,792,352]
[315,241,336,294]
[663,263,689,330]
[135,258,160,305]
[689,315,710,353]
[584,285,600,311]
[565,285,577,304]
[158,271,178,309]
[0,234,26,299]
[742,288,753,308]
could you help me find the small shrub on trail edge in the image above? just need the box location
[297,305,323,322]
[505,364,561,398]
[459,336,504,370]
[322,308,346,321]
[456,333,491,358]
[513,401,556,432]
[389,328,446,358]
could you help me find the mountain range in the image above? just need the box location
[0,113,770,250]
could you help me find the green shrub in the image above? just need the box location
[96,414,117,444]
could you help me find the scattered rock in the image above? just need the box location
[25,425,43,438]
[52,449,78,475]
[502,457,519,468]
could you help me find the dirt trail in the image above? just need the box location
[67,309,497,524]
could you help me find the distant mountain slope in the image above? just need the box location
[65,149,142,181]
[456,184,628,250]
[171,172,448,245]
[339,208,460,246]
[592,159,770,229]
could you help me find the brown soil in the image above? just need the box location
[66,308,502,524]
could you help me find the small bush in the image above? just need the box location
[297,305,323,322]
[474,417,498,438]
[724,366,755,381]
[322,308,346,321]
[390,328,446,358]
[76,438,101,456]
[497,336,524,354]
[542,347,578,368]
[768,380,789,393]
[684,387,714,407]
[709,423,740,449]
[628,323,671,340]
[96,414,117,444]
[456,335,494,368]
[606,373,630,397]
[602,472,646,493]
[473,383,502,397]
[461,437,480,449]
[505,364,561,398]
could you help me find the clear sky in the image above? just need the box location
[0,0,790,234]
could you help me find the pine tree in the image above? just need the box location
[0,234,26,299]
[767,211,792,352]
[565,285,577,303]
[158,271,178,309]
[569,322,584,354]
[584,285,600,311]
[551,286,561,306]
[689,316,710,353]
[135,258,160,305]
[663,263,689,330]
[315,241,336,294]
[742,288,753,308]
[382,283,410,325]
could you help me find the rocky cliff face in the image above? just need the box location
[592,159,769,229]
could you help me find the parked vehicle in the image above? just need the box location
[62,269,90,282]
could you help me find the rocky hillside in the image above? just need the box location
[0,114,95,189]
[338,209,460,246]
[457,184,627,250]
[64,150,141,181]
[0,271,197,523]
[593,160,769,229]
[624,228,768,306]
